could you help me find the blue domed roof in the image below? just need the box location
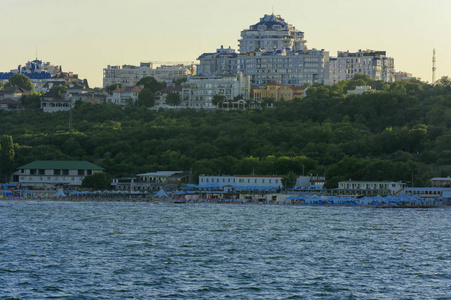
[250,14,288,30]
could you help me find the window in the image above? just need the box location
[54,169,61,175]
[78,170,84,176]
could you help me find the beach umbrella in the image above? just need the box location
[55,189,66,198]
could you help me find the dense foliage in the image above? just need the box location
[1,75,451,187]
[81,172,112,190]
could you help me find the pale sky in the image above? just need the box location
[1,0,450,88]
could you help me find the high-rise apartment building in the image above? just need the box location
[329,50,395,84]
[103,62,194,87]
[238,14,307,53]
[197,14,329,86]
[181,73,250,108]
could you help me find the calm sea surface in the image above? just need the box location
[0,201,450,299]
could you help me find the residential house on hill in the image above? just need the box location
[0,98,22,111]
[106,86,142,106]
[40,91,71,112]
[155,85,182,107]
[0,87,29,101]
[253,81,308,102]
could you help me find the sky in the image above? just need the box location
[1,0,450,88]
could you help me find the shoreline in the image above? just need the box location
[0,196,447,208]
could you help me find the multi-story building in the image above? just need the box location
[103,62,154,87]
[0,59,85,91]
[40,91,71,113]
[197,46,237,75]
[394,71,420,82]
[0,59,60,82]
[252,81,308,101]
[11,160,104,188]
[181,73,250,108]
[238,14,307,54]
[197,15,329,86]
[329,50,395,84]
[103,62,194,87]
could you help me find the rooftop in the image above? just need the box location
[18,160,104,170]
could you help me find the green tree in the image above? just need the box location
[136,88,155,107]
[81,172,112,190]
[212,94,225,107]
[8,73,34,91]
[165,92,182,106]
[50,85,67,95]
[136,76,166,93]
[0,135,15,182]
[261,97,275,106]
[21,94,41,109]
[0,81,3,90]
[173,78,187,86]
[105,83,122,94]
[281,171,297,189]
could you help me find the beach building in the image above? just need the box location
[430,177,451,187]
[337,180,404,195]
[11,160,104,188]
[198,175,325,191]
[112,171,191,193]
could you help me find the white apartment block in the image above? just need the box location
[103,62,194,87]
[197,14,329,86]
[239,14,307,53]
[329,50,395,84]
[181,73,250,108]
[198,47,329,86]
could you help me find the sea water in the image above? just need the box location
[0,201,450,299]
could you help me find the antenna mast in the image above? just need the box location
[432,49,436,84]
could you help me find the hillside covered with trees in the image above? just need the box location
[1,74,451,188]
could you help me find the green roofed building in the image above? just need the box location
[12,160,105,188]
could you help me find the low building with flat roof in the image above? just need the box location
[338,180,404,195]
